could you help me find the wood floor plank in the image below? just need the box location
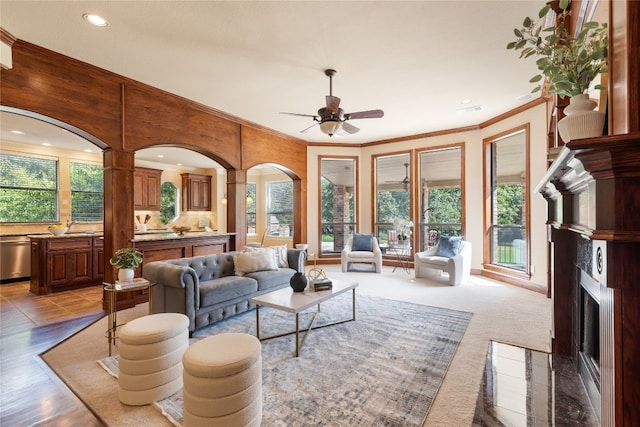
[0,282,106,426]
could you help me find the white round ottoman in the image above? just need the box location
[118,313,189,406]
[182,333,262,427]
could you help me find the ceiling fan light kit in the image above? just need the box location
[281,69,384,137]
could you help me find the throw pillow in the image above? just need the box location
[352,233,373,252]
[244,245,287,267]
[434,235,463,258]
[268,245,289,268]
[234,248,278,275]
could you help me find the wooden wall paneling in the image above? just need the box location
[240,125,307,174]
[610,1,640,134]
[122,83,242,167]
[0,41,122,148]
[103,149,136,285]
[550,227,577,356]
[225,169,246,251]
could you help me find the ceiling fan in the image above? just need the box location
[386,163,410,190]
[281,69,384,137]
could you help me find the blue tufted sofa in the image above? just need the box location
[143,249,305,335]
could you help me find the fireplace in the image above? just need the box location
[578,269,601,420]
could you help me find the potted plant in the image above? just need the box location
[507,0,608,141]
[393,218,413,245]
[109,247,143,282]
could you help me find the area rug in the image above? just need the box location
[99,294,472,427]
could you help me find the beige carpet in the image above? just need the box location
[42,265,551,426]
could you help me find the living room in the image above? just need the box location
[1,1,639,426]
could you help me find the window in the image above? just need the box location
[484,126,529,275]
[418,146,464,251]
[374,153,411,246]
[247,182,256,235]
[319,157,357,254]
[266,181,292,237]
[70,161,103,222]
[0,153,58,223]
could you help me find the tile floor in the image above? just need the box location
[472,341,599,426]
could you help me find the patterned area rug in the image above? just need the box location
[99,294,471,427]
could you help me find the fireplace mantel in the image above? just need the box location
[536,132,640,426]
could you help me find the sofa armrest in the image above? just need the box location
[287,249,306,273]
[143,262,200,316]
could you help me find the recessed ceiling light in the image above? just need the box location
[157,155,164,158]
[83,13,109,27]
[10,130,25,134]
[516,93,534,102]
[460,99,472,104]
[84,149,93,153]
[176,163,183,166]
[42,142,51,146]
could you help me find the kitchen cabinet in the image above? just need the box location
[30,235,104,295]
[134,167,162,210]
[181,173,211,211]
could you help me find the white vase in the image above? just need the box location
[118,268,134,283]
[557,94,605,143]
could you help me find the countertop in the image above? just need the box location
[25,230,233,241]
[132,231,233,242]
[27,232,103,239]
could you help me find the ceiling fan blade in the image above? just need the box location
[340,122,360,134]
[300,122,320,133]
[326,96,341,114]
[345,109,384,120]
[280,112,318,118]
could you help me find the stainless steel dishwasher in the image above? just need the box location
[0,235,31,281]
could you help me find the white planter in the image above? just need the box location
[557,94,605,142]
[118,268,135,282]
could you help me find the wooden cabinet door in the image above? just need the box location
[182,173,212,211]
[133,171,145,209]
[146,171,161,210]
[46,238,93,287]
[134,167,162,210]
[48,248,92,286]
[93,238,105,279]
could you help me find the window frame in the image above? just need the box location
[70,160,104,223]
[265,180,293,237]
[0,152,59,224]
[416,143,465,252]
[482,124,531,279]
[372,151,413,250]
[318,156,358,256]
[246,182,257,235]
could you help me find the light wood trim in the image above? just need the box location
[317,156,359,258]
[482,124,531,279]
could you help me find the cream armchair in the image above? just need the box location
[341,233,383,273]
[414,237,471,285]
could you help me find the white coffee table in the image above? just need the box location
[250,279,358,357]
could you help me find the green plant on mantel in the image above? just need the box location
[507,0,608,99]
[109,247,143,270]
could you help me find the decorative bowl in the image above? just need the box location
[172,226,191,235]
[48,227,69,236]
[295,243,309,251]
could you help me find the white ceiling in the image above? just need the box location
[1,0,544,156]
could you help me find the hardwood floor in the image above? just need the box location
[0,281,106,426]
